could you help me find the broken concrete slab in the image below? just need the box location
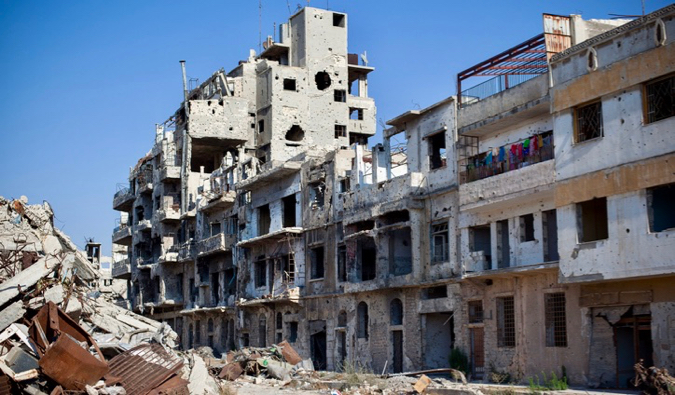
[188,355,219,394]
[43,284,64,305]
[0,301,26,333]
[219,362,244,381]
[0,256,57,308]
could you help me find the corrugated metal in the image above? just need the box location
[106,344,184,395]
[543,14,572,59]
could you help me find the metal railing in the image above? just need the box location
[459,74,540,107]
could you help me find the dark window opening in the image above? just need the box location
[360,238,377,281]
[545,292,567,347]
[338,310,347,327]
[315,71,331,90]
[334,89,346,102]
[577,197,608,242]
[496,219,510,269]
[242,333,250,347]
[333,13,345,27]
[276,312,282,330]
[575,101,603,143]
[210,222,221,236]
[195,320,202,344]
[310,246,325,279]
[497,296,515,347]
[339,178,350,193]
[335,124,347,138]
[432,222,449,264]
[337,245,347,282]
[283,78,296,91]
[357,302,369,339]
[470,224,492,270]
[648,183,675,232]
[255,259,267,288]
[258,204,271,236]
[520,214,535,242]
[379,210,409,226]
[289,322,298,343]
[645,74,674,124]
[350,108,364,120]
[428,132,446,170]
[258,316,266,347]
[388,228,412,276]
[282,195,296,227]
[309,183,325,209]
[468,300,484,324]
[211,274,220,306]
[353,220,374,232]
[424,285,447,299]
[349,133,368,146]
[390,298,403,325]
[542,210,559,261]
[258,119,265,134]
[285,125,305,142]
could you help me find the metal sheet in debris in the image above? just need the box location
[39,334,108,391]
[106,343,184,395]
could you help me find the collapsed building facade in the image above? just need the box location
[111,5,675,390]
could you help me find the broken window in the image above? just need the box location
[309,182,325,209]
[350,108,364,120]
[258,119,265,134]
[428,131,446,170]
[542,210,559,261]
[210,222,221,236]
[282,194,296,228]
[338,177,350,193]
[315,71,331,90]
[390,298,403,325]
[423,285,447,299]
[283,78,296,91]
[337,244,347,282]
[279,254,295,284]
[276,312,282,330]
[259,316,266,347]
[333,13,345,27]
[468,300,484,324]
[334,90,346,102]
[577,197,608,242]
[258,204,271,236]
[469,224,492,269]
[497,296,515,348]
[575,101,603,143]
[289,322,298,343]
[255,259,266,288]
[380,210,409,226]
[349,133,368,146]
[647,183,675,232]
[335,124,347,138]
[645,74,674,124]
[310,246,325,279]
[431,222,449,264]
[357,302,369,339]
[211,274,220,306]
[520,214,535,242]
[285,125,304,142]
[545,292,567,347]
[338,310,347,327]
[388,228,412,276]
[360,238,377,281]
[496,219,510,269]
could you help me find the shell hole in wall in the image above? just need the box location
[285,125,305,142]
[315,71,331,90]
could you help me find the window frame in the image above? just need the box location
[544,292,568,347]
[643,73,675,124]
[496,296,515,348]
[573,99,604,144]
[431,222,449,264]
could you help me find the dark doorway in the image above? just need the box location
[424,313,454,369]
[470,327,485,379]
[392,330,403,373]
[614,311,653,389]
[310,330,327,370]
[336,330,347,369]
[497,220,510,269]
[282,195,296,227]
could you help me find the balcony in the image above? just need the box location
[237,227,303,248]
[112,224,132,246]
[199,190,236,213]
[238,159,302,190]
[197,233,235,257]
[156,206,180,222]
[135,257,155,270]
[135,219,152,232]
[111,258,131,279]
[158,249,179,264]
[113,188,134,211]
[178,242,196,262]
[159,165,180,181]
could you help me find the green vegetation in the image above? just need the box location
[448,347,469,375]
[527,369,568,392]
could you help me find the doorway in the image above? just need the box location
[470,327,485,379]
[392,330,403,373]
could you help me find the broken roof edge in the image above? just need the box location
[386,96,455,127]
[549,4,675,63]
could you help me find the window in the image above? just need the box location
[423,285,447,299]
[255,259,267,288]
[333,13,345,27]
[210,222,221,236]
[431,222,449,263]
[648,183,675,232]
[258,204,270,236]
[337,245,347,282]
[645,74,674,124]
[309,183,325,209]
[283,78,296,91]
[468,300,483,324]
[575,101,603,143]
[334,90,346,102]
[258,119,265,134]
[335,124,347,138]
[310,246,325,279]
[258,316,266,347]
[350,108,364,120]
[195,320,202,344]
[289,322,298,343]
[276,312,283,330]
[357,302,369,339]
[470,224,492,269]
[282,195,297,227]
[545,293,567,347]
[577,197,608,242]
[428,132,446,170]
[520,214,535,242]
[390,298,403,325]
[278,254,295,284]
[497,296,515,347]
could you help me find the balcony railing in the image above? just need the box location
[113,187,135,211]
[156,205,180,222]
[112,224,132,245]
[111,258,131,279]
[178,242,196,262]
[459,131,553,184]
[459,74,540,107]
[197,233,234,256]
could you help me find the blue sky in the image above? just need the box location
[0,0,669,255]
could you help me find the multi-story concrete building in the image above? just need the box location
[112,5,675,390]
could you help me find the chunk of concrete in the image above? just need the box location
[44,284,64,305]
[413,374,432,394]
[188,355,219,394]
[0,301,26,332]
[278,340,302,365]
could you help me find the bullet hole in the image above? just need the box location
[621,119,625,124]
[315,71,331,90]
[617,41,622,48]
[626,228,630,233]
[207,100,212,106]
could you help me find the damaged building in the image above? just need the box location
[111,5,675,390]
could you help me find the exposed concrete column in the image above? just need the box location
[358,75,368,97]
[353,144,365,187]
[372,144,387,184]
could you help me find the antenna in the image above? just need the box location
[287,0,291,14]
[259,0,262,54]
[642,0,645,16]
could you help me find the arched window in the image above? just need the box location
[357,302,369,339]
[390,298,403,325]
[338,310,347,327]
[208,318,214,333]
[276,312,283,330]
[259,315,267,347]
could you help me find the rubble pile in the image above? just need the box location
[0,197,190,394]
